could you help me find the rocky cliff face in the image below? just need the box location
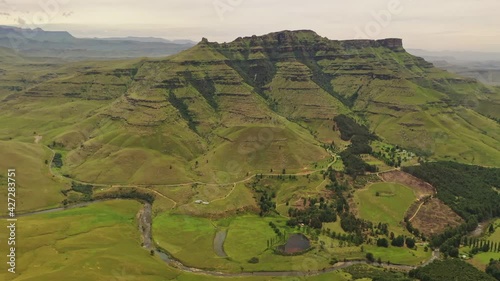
[1,30,499,184]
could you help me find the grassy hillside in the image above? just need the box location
[0,30,498,189]
[0,141,68,212]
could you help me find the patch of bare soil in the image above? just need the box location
[379,170,435,199]
[408,198,463,237]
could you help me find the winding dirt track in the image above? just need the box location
[21,147,442,277]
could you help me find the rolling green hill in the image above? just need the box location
[1,30,499,186]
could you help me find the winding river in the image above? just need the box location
[14,200,440,278]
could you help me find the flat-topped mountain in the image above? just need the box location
[0,30,499,184]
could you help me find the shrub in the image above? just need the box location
[248,257,259,264]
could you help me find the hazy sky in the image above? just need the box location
[1,0,499,51]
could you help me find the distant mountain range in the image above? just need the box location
[99,36,197,45]
[408,49,500,85]
[0,25,195,60]
[408,49,500,62]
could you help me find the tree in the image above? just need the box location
[377,238,389,248]
[365,252,375,263]
[449,247,459,258]
[391,235,405,247]
[406,237,416,249]
[248,257,259,264]
[486,259,500,280]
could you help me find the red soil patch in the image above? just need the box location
[407,198,463,237]
[379,170,435,199]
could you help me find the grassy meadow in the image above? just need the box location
[0,199,361,281]
[354,182,417,234]
[0,141,68,212]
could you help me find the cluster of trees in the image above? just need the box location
[374,222,389,236]
[428,219,478,258]
[321,227,364,246]
[326,168,371,240]
[168,91,197,131]
[340,213,372,235]
[404,162,500,257]
[409,259,497,281]
[463,237,500,254]
[268,222,284,237]
[182,72,218,109]
[405,221,422,239]
[275,174,298,181]
[266,222,287,249]
[486,259,500,280]
[61,182,94,202]
[52,152,63,168]
[287,197,338,229]
[376,236,415,249]
[93,187,155,203]
[257,190,276,216]
[333,115,378,177]
[343,264,413,281]
[403,162,500,221]
[333,114,375,141]
[372,145,405,167]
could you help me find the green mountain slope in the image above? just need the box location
[0,30,499,185]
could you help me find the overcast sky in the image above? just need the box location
[1,0,499,51]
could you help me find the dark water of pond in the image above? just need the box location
[278,234,310,254]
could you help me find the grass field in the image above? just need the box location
[487,219,500,242]
[175,183,258,218]
[0,200,176,281]
[152,213,336,272]
[465,219,500,269]
[152,213,228,270]
[354,182,417,234]
[0,141,68,212]
[364,245,431,265]
[0,199,363,280]
[316,233,431,265]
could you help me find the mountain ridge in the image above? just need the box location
[0,29,499,185]
[0,25,195,59]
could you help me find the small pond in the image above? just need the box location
[277,233,311,254]
[213,230,228,257]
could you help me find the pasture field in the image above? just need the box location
[152,213,335,272]
[175,183,258,218]
[465,219,500,269]
[316,234,431,265]
[468,252,500,270]
[0,141,68,212]
[353,182,417,234]
[363,245,431,265]
[487,219,500,242]
[0,200,174,281]
[152,213,227,270]
[0,199,358,281]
